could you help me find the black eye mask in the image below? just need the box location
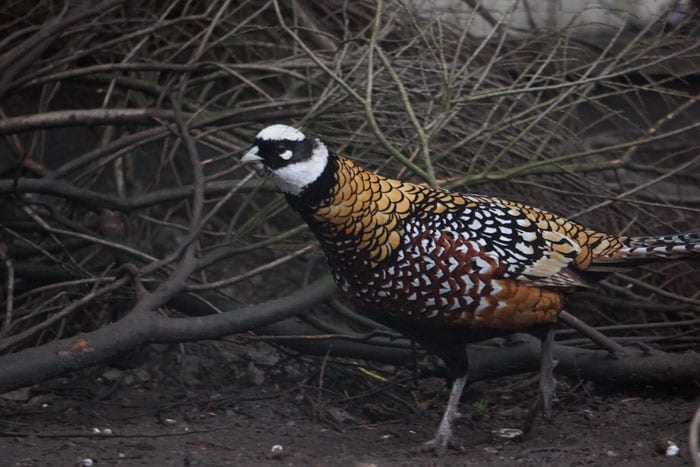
[254,137,315,169]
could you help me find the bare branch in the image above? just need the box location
[0,276,337,393]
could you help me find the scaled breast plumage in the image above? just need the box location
[298,154,630,328]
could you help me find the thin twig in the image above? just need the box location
[557,311,625,357]
[187,244,315,291]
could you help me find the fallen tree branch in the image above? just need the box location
[172,287,700,385]
[0,276,337,392]
[1,274,698,394]
[254,319,700,386]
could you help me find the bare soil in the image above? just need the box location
[0,340,697,467]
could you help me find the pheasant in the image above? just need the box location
[241,124,700,453]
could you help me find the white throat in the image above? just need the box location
[271,140,329,196]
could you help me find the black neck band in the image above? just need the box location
[285,151,338,214]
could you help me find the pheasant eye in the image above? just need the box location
[279,149,293,160]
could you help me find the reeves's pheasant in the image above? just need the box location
[241,124,700,453]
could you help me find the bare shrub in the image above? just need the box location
[0,0,698,392]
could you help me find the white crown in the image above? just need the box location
[256,124,305,142]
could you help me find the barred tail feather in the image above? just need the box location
[589,232,700,271]
[623,232,700,258]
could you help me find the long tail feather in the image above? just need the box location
[589,232,699,271]
[623,232,700,258]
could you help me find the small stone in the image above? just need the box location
[493,428,523,441]
[326,406,358,424]
[270,444,284,459]
[655,439,679,456]
[666,444,679,457]
[28,394,55,407]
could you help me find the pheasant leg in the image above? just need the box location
[421,374,468,455]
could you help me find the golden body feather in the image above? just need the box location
[302,155,631,328]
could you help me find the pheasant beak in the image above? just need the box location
[241,146,263,164]
[241,145,268,175]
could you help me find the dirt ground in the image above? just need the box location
[0,340,697,467]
